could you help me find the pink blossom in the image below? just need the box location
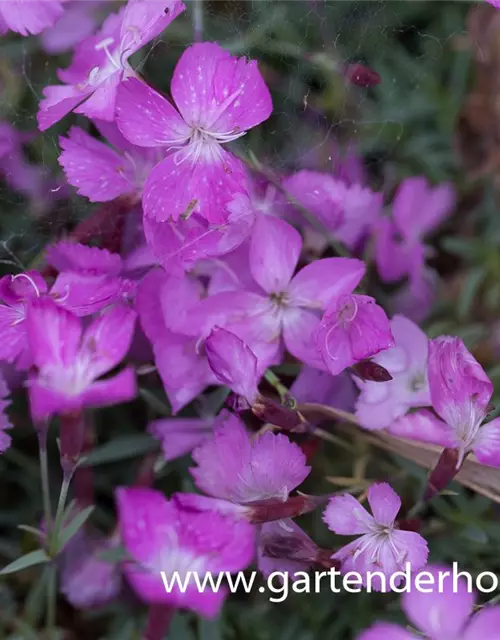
[37,0,185,130]
[357,565,500,640]
[355,315,430,430]
[0,271,48,369]
[60,528,121,609]
[47,241,136,317]
[40,1,100,54]
[427,336,500,468]
[0,0,64,36]
[282,170,382,251]
[205,327,260,405]
[188,411,310,516]
[291,366,358,413]
[0,374,12,454]
[323,483,428,590]
[375,177,455,284]
[187,215,366,369]
[116,42,272,223]
[136,268,217,413]
[116,487,255,617]
[26,298,137,420]
[148,415,214,462]
[58,123,162,202]
[315,294,394,376]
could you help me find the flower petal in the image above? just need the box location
[323,493,374,535]
[367,482,400,527]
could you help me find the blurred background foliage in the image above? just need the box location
[2,1,500,638]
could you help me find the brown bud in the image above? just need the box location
[315,549,340,571]
[249,494,327,524]
[344,63,381,87]
[351,360,392,382]
[424,447,462,501]
[252,396,307,432]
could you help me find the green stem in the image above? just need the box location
[264,369,292,403]
[46,564,57,637]
[38,432,52,537]
[49,469,73,556]
[193,0,204,42]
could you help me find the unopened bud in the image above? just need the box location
[252,396,307,432]
[344,63,381,87]
[249,494,327,524]
[424,447,462,501]
[315,549,340,571]
[351,360,392,382]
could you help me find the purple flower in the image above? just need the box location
[374,177,455,284]
[60,528,121,609]
[58,123,162,202]
[148,415,214,462]
[187,411,310,516]
[136,268,217,413]
[37,0,186,130]
[116,42,272,223]
[0,374,12,454]
[427,337,500,468]
[291,366,358,412]
[258,519,318,579]
[283,170,382,251]
[116,487,255,617]
[357,565,500,640]
[323,483,428,590]
[205,327,260,405]
[315,294,394,376]
[355,315,430,430]
[26,298,137,420]
[40,1,100,54]
[0,0,64,36]
[0,271,48,369]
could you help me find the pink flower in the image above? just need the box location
[375,177,455,284]
[116,487,255,617]
[323,483,428,590]
[258,519,318,579]
[58,123,162,202]
[282,170,382,250]
[47,241,135,317]
[116,42,272,223]
[188,215,366,369]
[37,0,185,130]
[188,411,310,516]
[427,337,500,467]
[26,298,137,420]
[291,366,358,412]
[0,271,48,369]
[357,565,500,640]
[355,315,430,430]
[40,1,100,54]
[0,0,64,36]
[205,327,260,405]
[136,268,217,413]
[0,374,12,454]
[60,528,121,609]
[148,415,214,462]
[315,294,394,376]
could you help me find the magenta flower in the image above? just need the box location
[26,298,137,420]
[205,327,260,405]
[427,336,500,468]
[315,294,394,376]
[115,41,272,223]
[0,0,63,36]
[148,415,214,462]
[188,215,366,368]
[0,374,12,454]
[323,483,428,590]
[187,411,310,516]
[355,315,430,430]
[375,177,455,284]
[357,565,500,640]
[37,0,186,130]
[60,528,121,609]
[283,170,382,250]
[136,268,217,413]
[40,1,100,55]
[0,271,48,369]
[291,366,357,412]
[58,123,162,202]
[116,487,255,617]
[47,241,135,317]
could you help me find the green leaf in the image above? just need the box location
[81,434,158,466]
[57,505,95,550]
[0,550,49,576]
[199,617,222,640]
[97,545,129,564]
[17,525,45,540]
